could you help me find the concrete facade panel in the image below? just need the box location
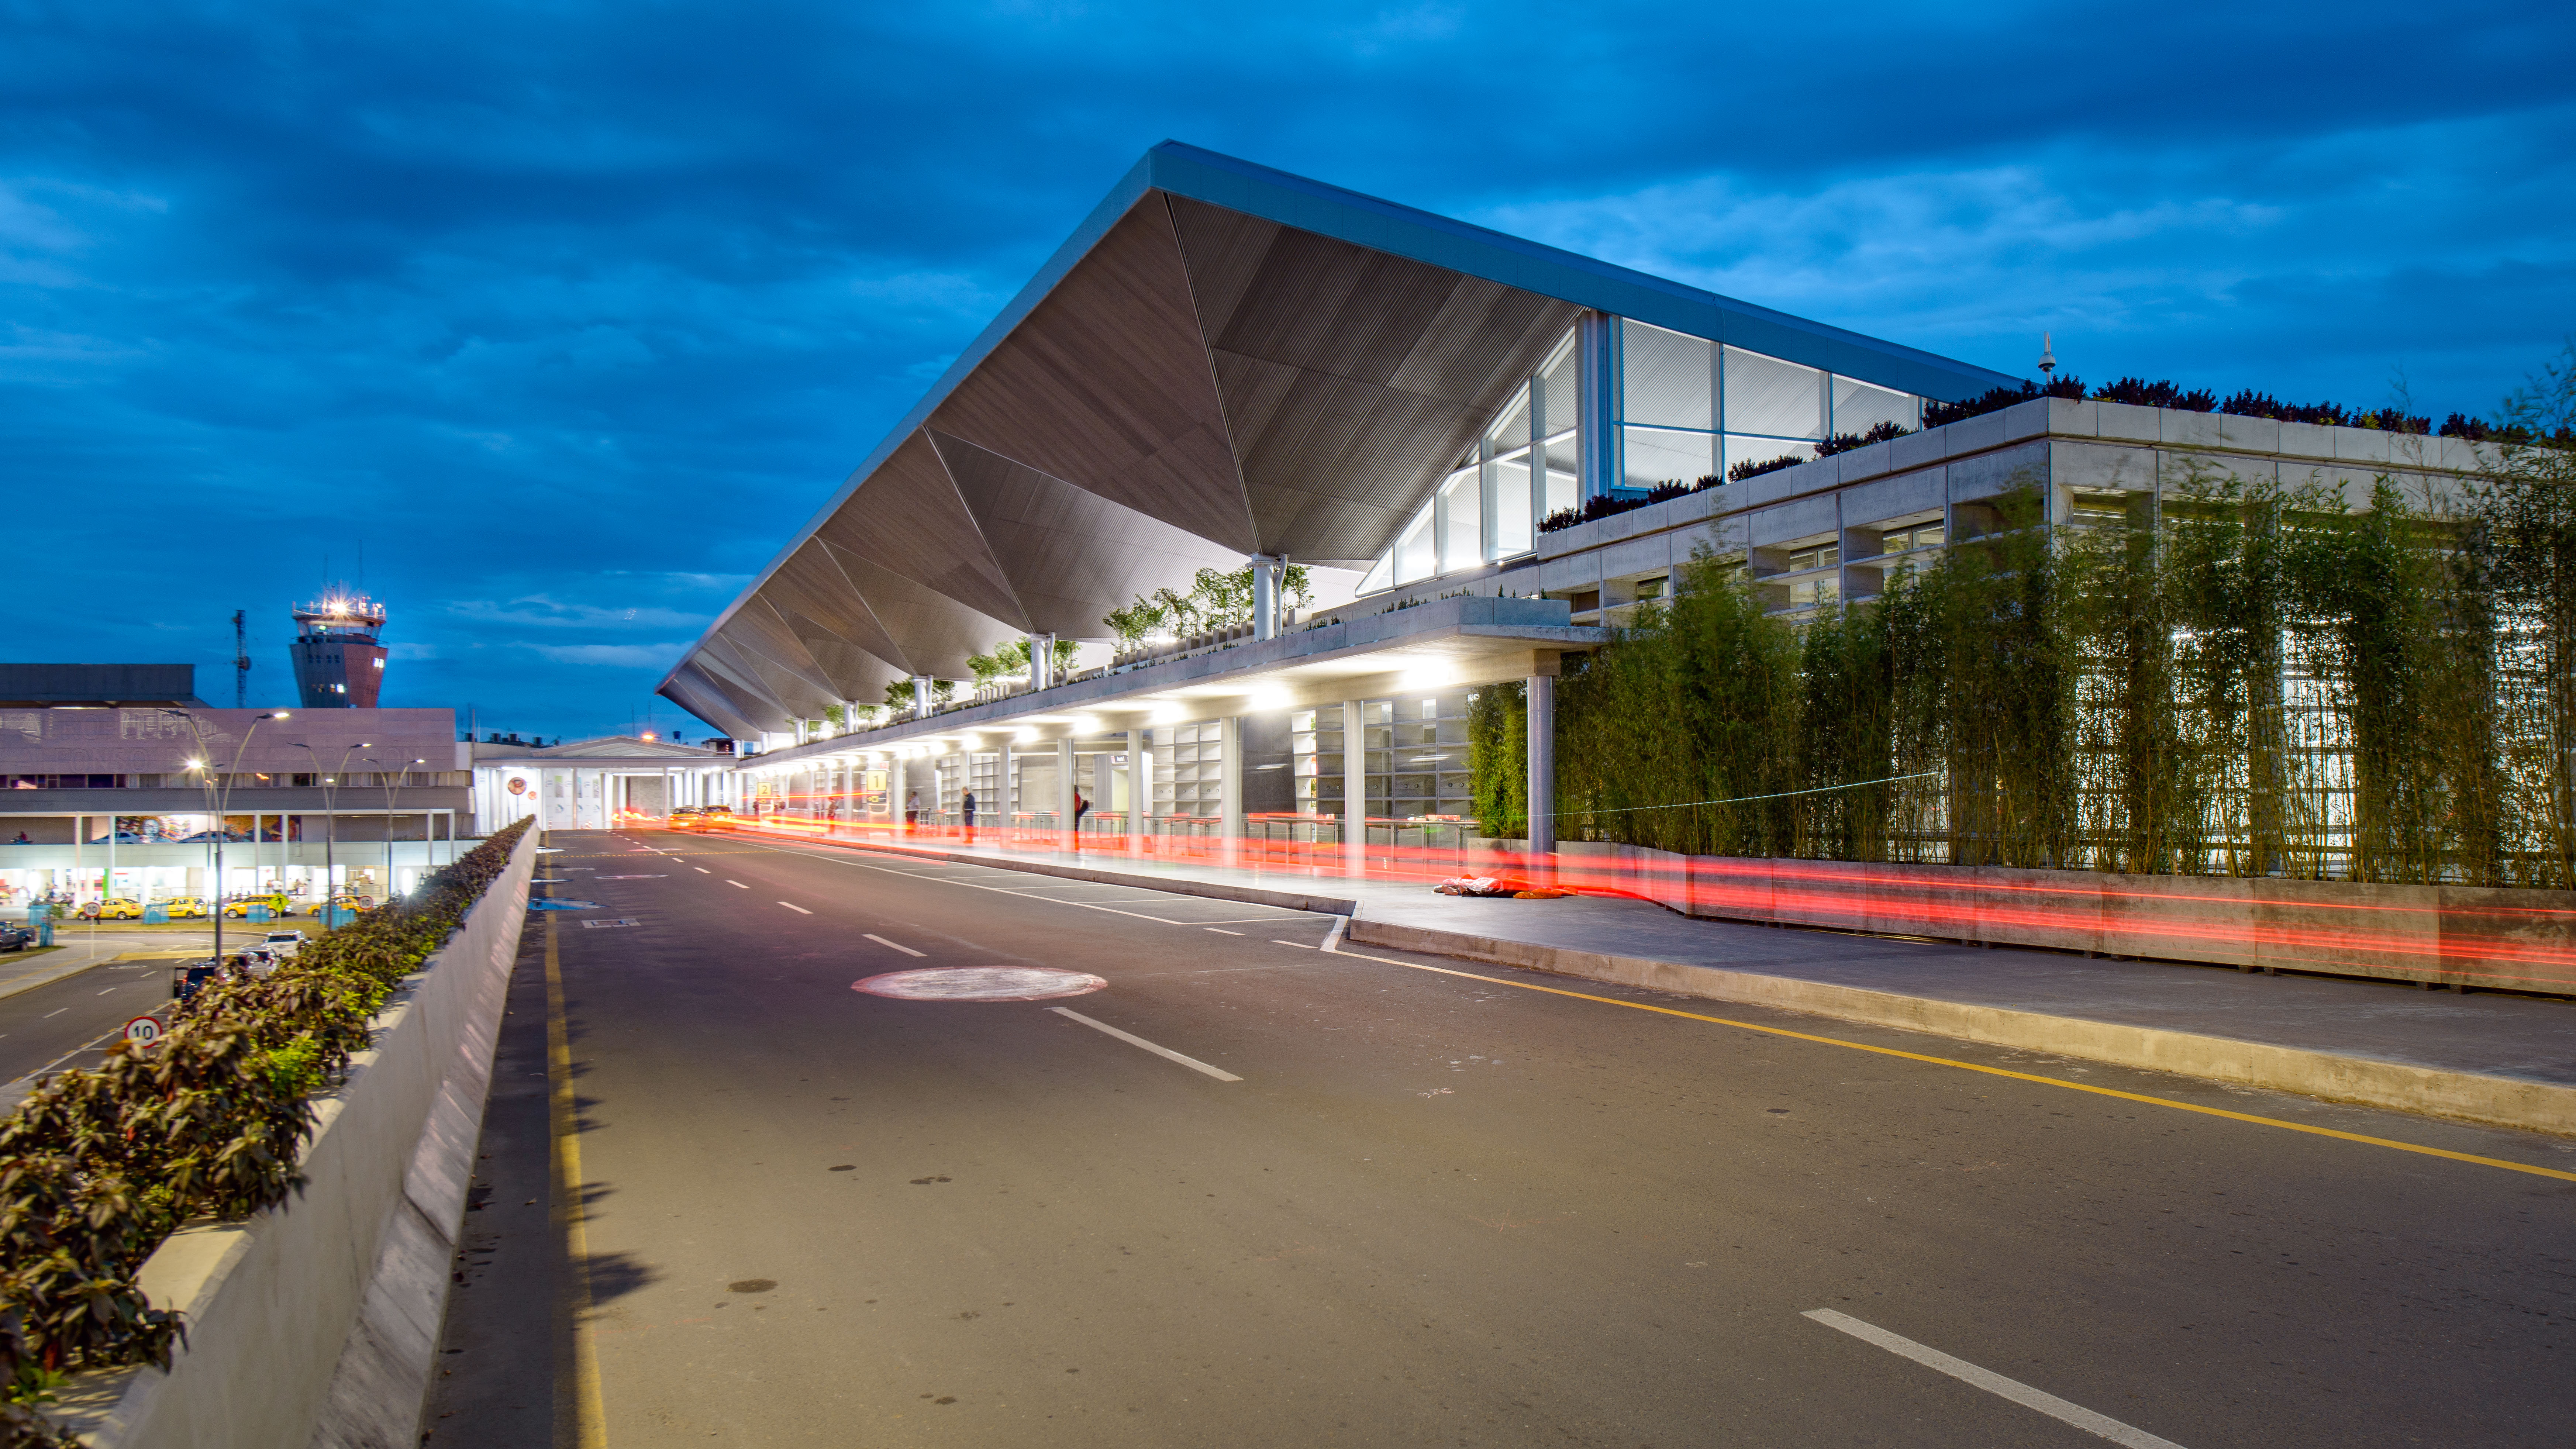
[2093,400,2161,443]
[2334,427,2396,465]
[1941,409,2010,456]
[1836,469,1945,525]
[1598,535,1674,580]
[2163,451,2276,491]
[1946,441,2048,499]
[1749,495,1838,547]
[2160,409,2274,453]
[2275,420,2338,462]
[2048,440,2158,494]
[1832,440,1893,484]
[1887,429,1946,472]
[1538,552,1603,593]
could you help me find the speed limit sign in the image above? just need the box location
[122,1016,164,1049]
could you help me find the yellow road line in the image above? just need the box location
[1324,944,2576,1184]
[544,897,610,1448]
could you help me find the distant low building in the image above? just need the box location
[471,735,742,833]
[0,664,466,910]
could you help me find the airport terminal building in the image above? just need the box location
[0,664,470,910]
[659,144,2490,847]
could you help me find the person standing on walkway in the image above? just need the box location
[961,789,977,843]
[905,788,920,831]
[1071,790,1089,849]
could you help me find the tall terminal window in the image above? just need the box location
[1357,319,1926,595]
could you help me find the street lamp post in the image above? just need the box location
[291,740,370,925]
[164,708,290,974]
[365,758,427,902]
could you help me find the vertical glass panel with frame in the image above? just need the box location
[1485,384,1532,453]
[1490,457,1532,557]
[1542,439,1579,517]
[1541,337,1580,452]
[1623,427,1715,490]
[1830,376,1921,437]
[1723,435,1815,479]
[1394,502,1437,584]
[1438,468,1480,572]
[1358,551,1393,595]
[1618,320,1713,430]
[1722,347,1825,440]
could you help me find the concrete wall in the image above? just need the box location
[1538,842,2576,995]
[52,826,538,1448]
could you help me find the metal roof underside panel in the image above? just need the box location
[925,199,1255,555]
[928,429,1246,641]
[659,669,761,740]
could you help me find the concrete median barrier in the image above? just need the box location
[52,827,537,1449]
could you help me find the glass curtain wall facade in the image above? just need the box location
[1357,319,1928,596]
[1289,693,1475,821]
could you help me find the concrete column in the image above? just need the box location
[1056,736,1076,843]
[1341,699,1367,873]
[1527,671,1557,858]
[1220,715,1245,858]
[912,674,935,721]
[948,748,965,828]
[1123,730,1142,845]
[1000,739,1015,826]
[1134,729,1155,843]
[891,754,910,832]
[1251,555,1286,640]
[1026,634,1055,690]
[1575,309,1619,506]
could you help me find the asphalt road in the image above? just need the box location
[428,828,2576,1448]
[0,929,201,1091]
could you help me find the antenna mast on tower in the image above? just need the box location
[232,610,250,707]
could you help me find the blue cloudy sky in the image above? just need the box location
[7,1,2571,741]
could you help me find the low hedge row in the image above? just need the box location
[0,819,531,1444]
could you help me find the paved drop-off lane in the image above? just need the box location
[427,829,2576,1447]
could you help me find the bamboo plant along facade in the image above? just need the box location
[1517,406,2576,887]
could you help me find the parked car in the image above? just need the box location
[220,894,292,919]
[171,958,226,1001]
[259,930,306,959]
[77,897,145,921]
[306,893,373,917]
[159,897,209,918]
[0,925,34,953]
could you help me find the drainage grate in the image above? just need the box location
[582,918,644,929]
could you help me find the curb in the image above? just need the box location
[781,832,2576,1140]
[0,952,112,1003]
[1344,918,2576,1139]
[800,837,1362,918]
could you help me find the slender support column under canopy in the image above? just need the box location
[1526,670,1557,859]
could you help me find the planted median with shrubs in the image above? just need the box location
[0,818,532,1446]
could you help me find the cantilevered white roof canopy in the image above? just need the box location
[662,142,2010,739]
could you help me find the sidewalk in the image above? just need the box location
[740,824,2576,1136]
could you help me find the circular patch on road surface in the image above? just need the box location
[854,967,1107,1001]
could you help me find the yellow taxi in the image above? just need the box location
[161,897,209,918]
[308,894,374,917]
[669,806,704,832]
[79,897,145,920]
[220,893,293,919]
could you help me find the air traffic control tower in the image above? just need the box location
[290,596,388,708]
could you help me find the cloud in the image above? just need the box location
[3,0,2570,740]
[527,642,692,669]
[442,597,713,631]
